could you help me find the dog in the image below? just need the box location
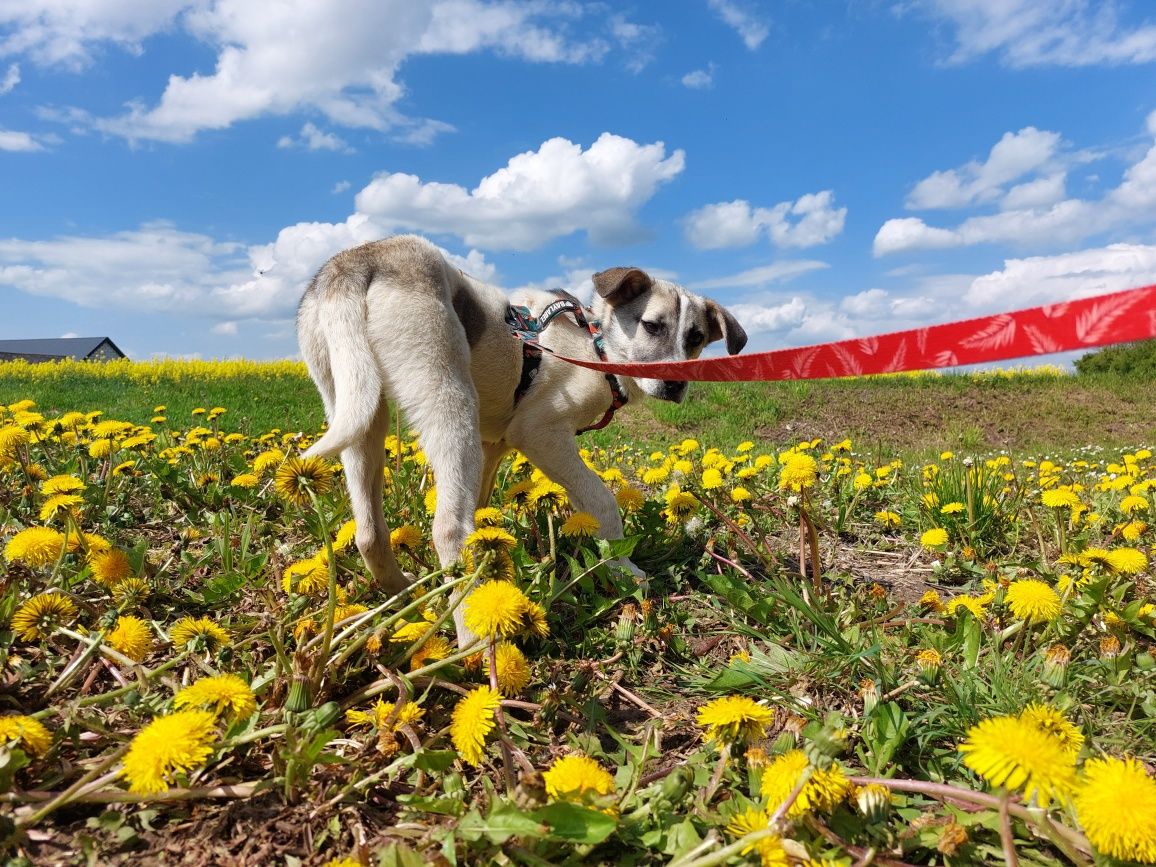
[297,234,747,646]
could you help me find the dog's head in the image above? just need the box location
[590,266,747,403]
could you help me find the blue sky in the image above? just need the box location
[2,0,1156,361]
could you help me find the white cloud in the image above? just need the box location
[688,260,829,291]
[684,191,847,250]
[59,331,78,338]
[332,180,351,194]
[728,298,808,333]
[0,63,20,94]
[905,127,1063,209]
[681,66,714,89]
[7,0,620,144]
[0,129,44,151]
[607,14,661,72]
[355,132,685,250]
[965,243,1156,308]
[211,321,238,335]
[707,0,769,50]
[277,122,354,153]
[875,111,1156,255]
[907,0,1156,67]
[0,1,190,69]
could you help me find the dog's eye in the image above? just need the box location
[686,329,704,348]
[641,320,664,336]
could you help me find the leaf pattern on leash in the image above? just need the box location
[857,336,879,355]
[830,342,863,377]
[883,339,908,373]
[1075,293,1143,344]
[959,315,1016,351]
[1024,324,1061,355]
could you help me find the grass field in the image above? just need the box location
[1,360,1155,866]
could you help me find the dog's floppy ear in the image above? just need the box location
[706,301,748,355]
[593,267,653,307]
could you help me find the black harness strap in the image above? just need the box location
[504,289,629,434]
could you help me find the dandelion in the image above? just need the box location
[940,501,965,515]
[173,674,258,722]
[701,468,724,489]
[40,475,85,495]
[230,472,259,488]
[724,808,788,867]
[111,577,151,606]
[474,507,504,527]
[108,616,153,662]
[409,635,452,671]
[120,710,218,795]
[915,648,942,673]
[778,453,818,491]
[560,512,600,538]
[252,448,285,474]
[450,685,501,766]
[273,455,335,505]
[281,556,329,595]
[761,750,851,818]
[696,695,774,747]
[957,714,1076,807]
[465,526,517,551]
[0,715,53,757]
[169,616,229,652]
[1042,489,1082,509]
[730,486,752,504]
[945,594,988,619]
[615,486,645,511]
[389,525,422,551]
[542,754,616,803]
[874,510,901,529]
[529,480,567,510]
[4,526,66,566]
[89,548,133,587]
[663,489,699,522]
[1121,494,1150,514]
[346,698,424,731]
[1004,579,1062,623]
[493,642,530,695]
[920,527,949,549]
[463,581,531,639]
[1073,756,1156,864]
[920,589,945,612]
[1019,704,1084,757]
[11,592,77,641]
[1104,547,1148,575]
[333,519,357,551]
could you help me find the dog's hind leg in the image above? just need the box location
[342,399,409,595]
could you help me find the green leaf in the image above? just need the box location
[413,749,457,773]
[531,802,617,844]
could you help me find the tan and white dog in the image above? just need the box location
[297,234,747,645]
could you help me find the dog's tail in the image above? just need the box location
[303,272,383,460]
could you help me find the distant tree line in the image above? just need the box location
[1075,339,1156,377]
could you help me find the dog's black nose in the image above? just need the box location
[661,380,687,402]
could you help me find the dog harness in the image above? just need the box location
[504,289,629,434]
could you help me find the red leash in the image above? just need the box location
[550,284,1156,382]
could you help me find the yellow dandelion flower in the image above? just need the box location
[111,577,151,606]
[169,616,229,652]
[663,490,699,522]
[1042,489,1082,509]
[0,714,52,757]
[389,524,422,551]
[542,754,616,804]
[1019,704,1084,758]
[724,807,787,867]
[120,710,218,795]
[108,616,153,662]
[1005,580,1062,624]
[1122,520,1148,541]
[463,580,531,639]
[38,493,83,523]
[273,455,335,506]
[940,501,965,515]
[281,556,329,595]
[615,485,645,512]
[450,685,501,766]
[957,715,1077,807]
[915,648,942,672]
[920,527,949,549]
[762,749,851,818]
[410,635,452,672]
[1105,547,1148,575]
[946,594,989,620]
[1074,756,1156,864]
[529,480,568,511]
[1121,495,1150,514]
[252,448,285,474]
[701,468,724,489]
[521,600,550,639]
[560,512,600,538]
[4,526,66,566]
[474,506,504,527]
[920,589,944,611]
[494,642,530,696]
[778,453,818,491]
[173,674,258,722]
[40,475,85,495]
[11,591,77,641]
[89,547,133,587]
[874,510,901,529]
[465,526,517,551]
[696,695,774,747]
[230,472,259,489]
[332,519,357,551]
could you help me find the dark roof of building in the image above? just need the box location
[0,337,126,361]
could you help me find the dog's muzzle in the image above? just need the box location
[660,380,688,402]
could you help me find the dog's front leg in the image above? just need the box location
[513,434,645,582]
